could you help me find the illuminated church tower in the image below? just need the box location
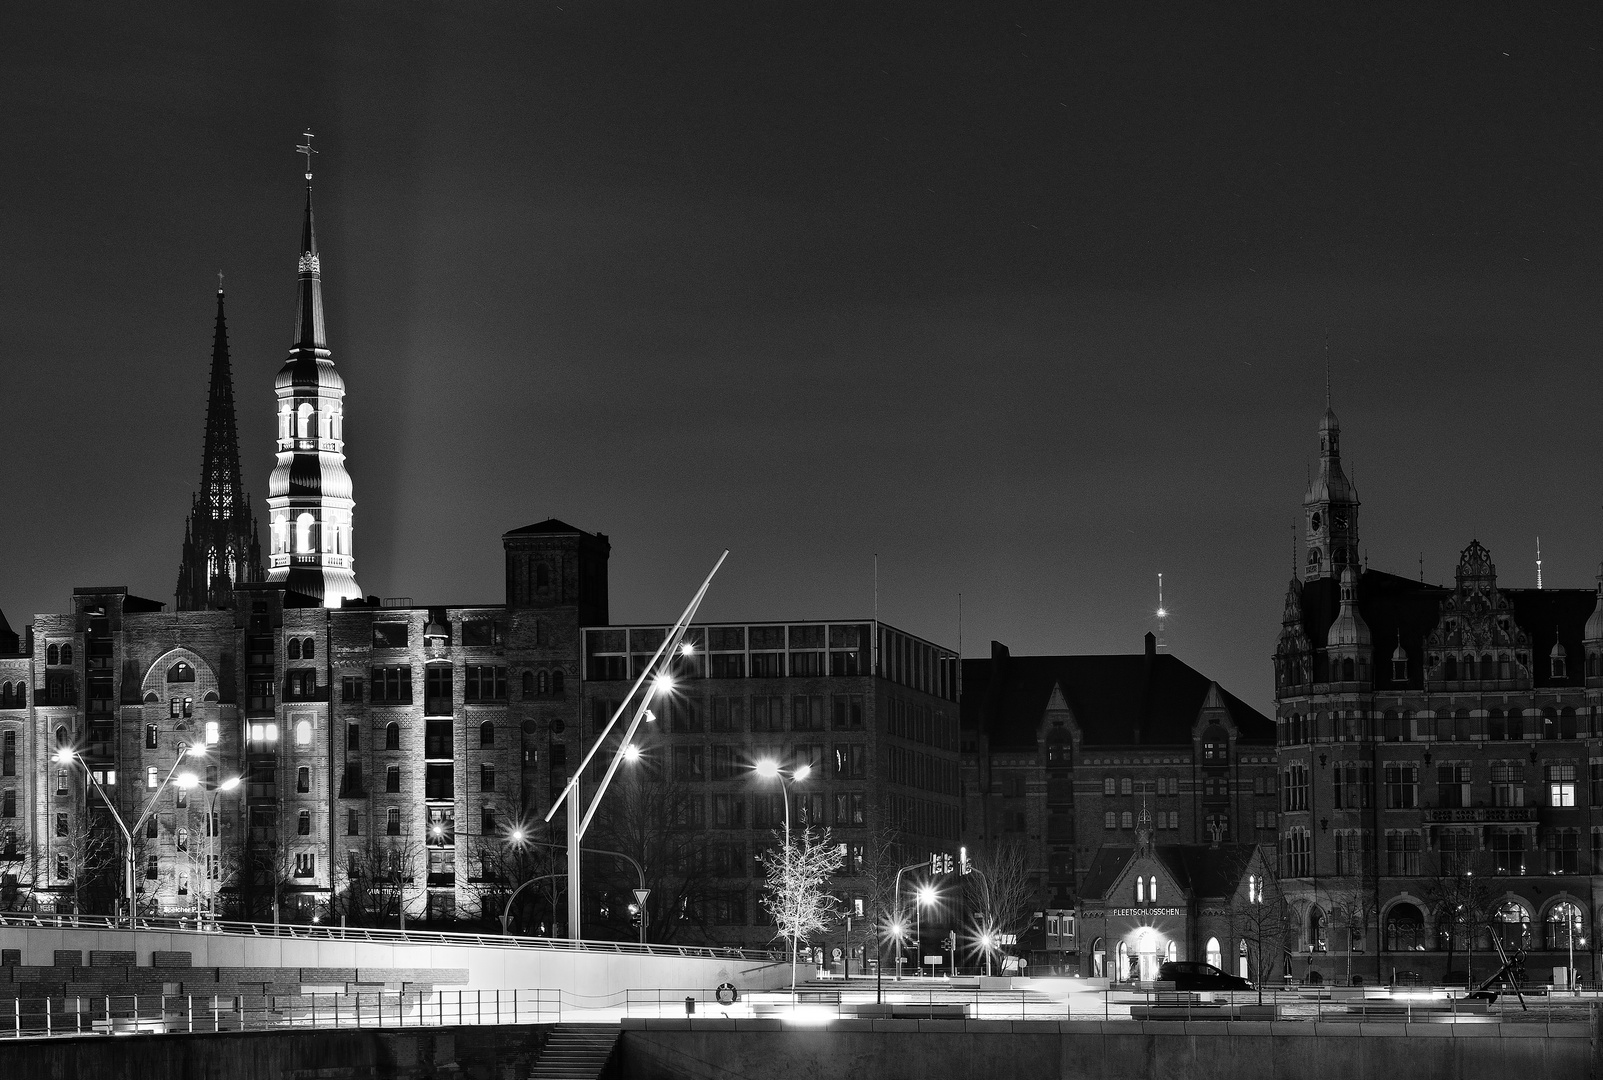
[266,133,361,607]
[176,283,263,610]
[1302,401,1359,583]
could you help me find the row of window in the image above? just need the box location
[367,619,506,649]
[1290,761,1586,811]
[244,718,500,753]
[1,682,26,708]
[1281,706,1589,745]
[44,645,73,666]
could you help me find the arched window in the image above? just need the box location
[536,670,549,695]
[1309,907,1326,951]
[479,720,494,747]
[522,671,534,698]
[295,720,312,746]
[288,639,301,660]
[54,726,68,749]
[47,645,59,665]
[296,513,315,554]
[386,807,401,835]
[1444,655,1458,681]
[552,670,564,694]
[1136,877,1145,902]
[296,402,314,439]
[1546,901,1584,950]
[1206,937,1222,970]
[1239,939,1249,979]
[60,645,72,666]
[385,722,400,750]
[303,637,314,660]
[168,661,195,683]
[1091,937,1105,978]
[1385,902,1425,952]
[1341,657,1355,681]
[1149,876,1157,903]
[1492,901,1531,951]
[1116,941,1131,982]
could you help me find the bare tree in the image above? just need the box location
[329,834,424,927]
[759,826,844,992]
[591,761,716,945]
[1318,875,1377,987]
[1230,855,1292,1003]
[1421,851,1498,986]
[55,817,119,915]
[844,821,904,978]
[965,839,1036,969]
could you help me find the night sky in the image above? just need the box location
[2,3,1599,713]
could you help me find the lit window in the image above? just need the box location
[147,766,158,789]
[205,721,219,745]
[1136,877,1145,902]
[295,720,312,746]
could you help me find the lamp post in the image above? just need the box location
[57,742,205,927]
[755,758,810,1002]
[545,551,727,941]
[177,773,239,928]
[915,883,937,976]
[887,860,927,987]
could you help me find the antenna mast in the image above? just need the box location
[1537,538,1543,590]
[1156,572,1167,651]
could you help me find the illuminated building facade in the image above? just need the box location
[1274,405,1599,985]
[265,167,360,609]
[958,633,1277,973]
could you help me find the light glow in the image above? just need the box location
[174,772,199,789]
[54,748,75,765]
[917,884,937,907]
[217,777,241,792]
[793,763,811,782]
[623,743,641,762]
[679,642,696,657]
[187,743,207,758]
[651,673,675,696]
[755,759,780,778]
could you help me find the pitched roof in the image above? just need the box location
[961,638,1273,751]
[1079,843,1260,902]
[503,518,593,536]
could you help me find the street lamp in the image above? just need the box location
[498,829,650,942]
[174,772,240,927]
[915,883,938,975]
[56,741,205,927]
[755,757,811,1002]
[545,551,727,941]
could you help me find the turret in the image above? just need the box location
[1303,406,1360,582]
[1325,565,1371,684]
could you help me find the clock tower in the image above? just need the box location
[1302,406,1359,582]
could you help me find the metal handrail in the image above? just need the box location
[0,911,774,961]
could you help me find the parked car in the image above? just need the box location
[1158,961,1254,992]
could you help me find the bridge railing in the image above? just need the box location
[0,912,778,963]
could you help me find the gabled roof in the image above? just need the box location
[961,637,1273,751]
[504,518,593,536]
[1079,843,1261,902]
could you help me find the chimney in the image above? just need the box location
[1144,632,1156,660]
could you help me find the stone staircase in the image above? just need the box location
[530,1023,621,1080]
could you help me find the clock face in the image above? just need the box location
[1332,512,1348,534]
[1310,511,1322,532]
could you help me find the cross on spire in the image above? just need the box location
[297,129,318,180]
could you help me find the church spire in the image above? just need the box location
[177,282,264,610]
[267,130,361,608]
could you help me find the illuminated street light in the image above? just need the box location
[679,642,696,657]
[651,673,675,696]
[623,743,641,763]
[755,759,779,778]
[793,763,811,782]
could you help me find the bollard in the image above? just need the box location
[685,996,696,1016]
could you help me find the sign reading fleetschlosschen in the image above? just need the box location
[1103,907,1183,917]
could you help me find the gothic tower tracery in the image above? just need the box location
[1303,405,1360,582]
[266,137,361,607]
[176,285,263,610]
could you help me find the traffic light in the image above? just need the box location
[959,846,971,874]
[943,853,954,874]
[930,852,941,875]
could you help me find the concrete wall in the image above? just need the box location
[619,1018,1599,1080]
[0,1024,552,1080]
[0,925,790,998]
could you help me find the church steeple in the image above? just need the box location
[266,131,361,608]
[1302,400,1360,582]
[177,282,264,610]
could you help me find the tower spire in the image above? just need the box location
[1302,344,1360,582]
[176,281,263,610]
[1537,537,1544,590]
[267,132,360,608]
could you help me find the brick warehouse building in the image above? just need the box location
[1274,403,1603,986]
[959,634,1277,974]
